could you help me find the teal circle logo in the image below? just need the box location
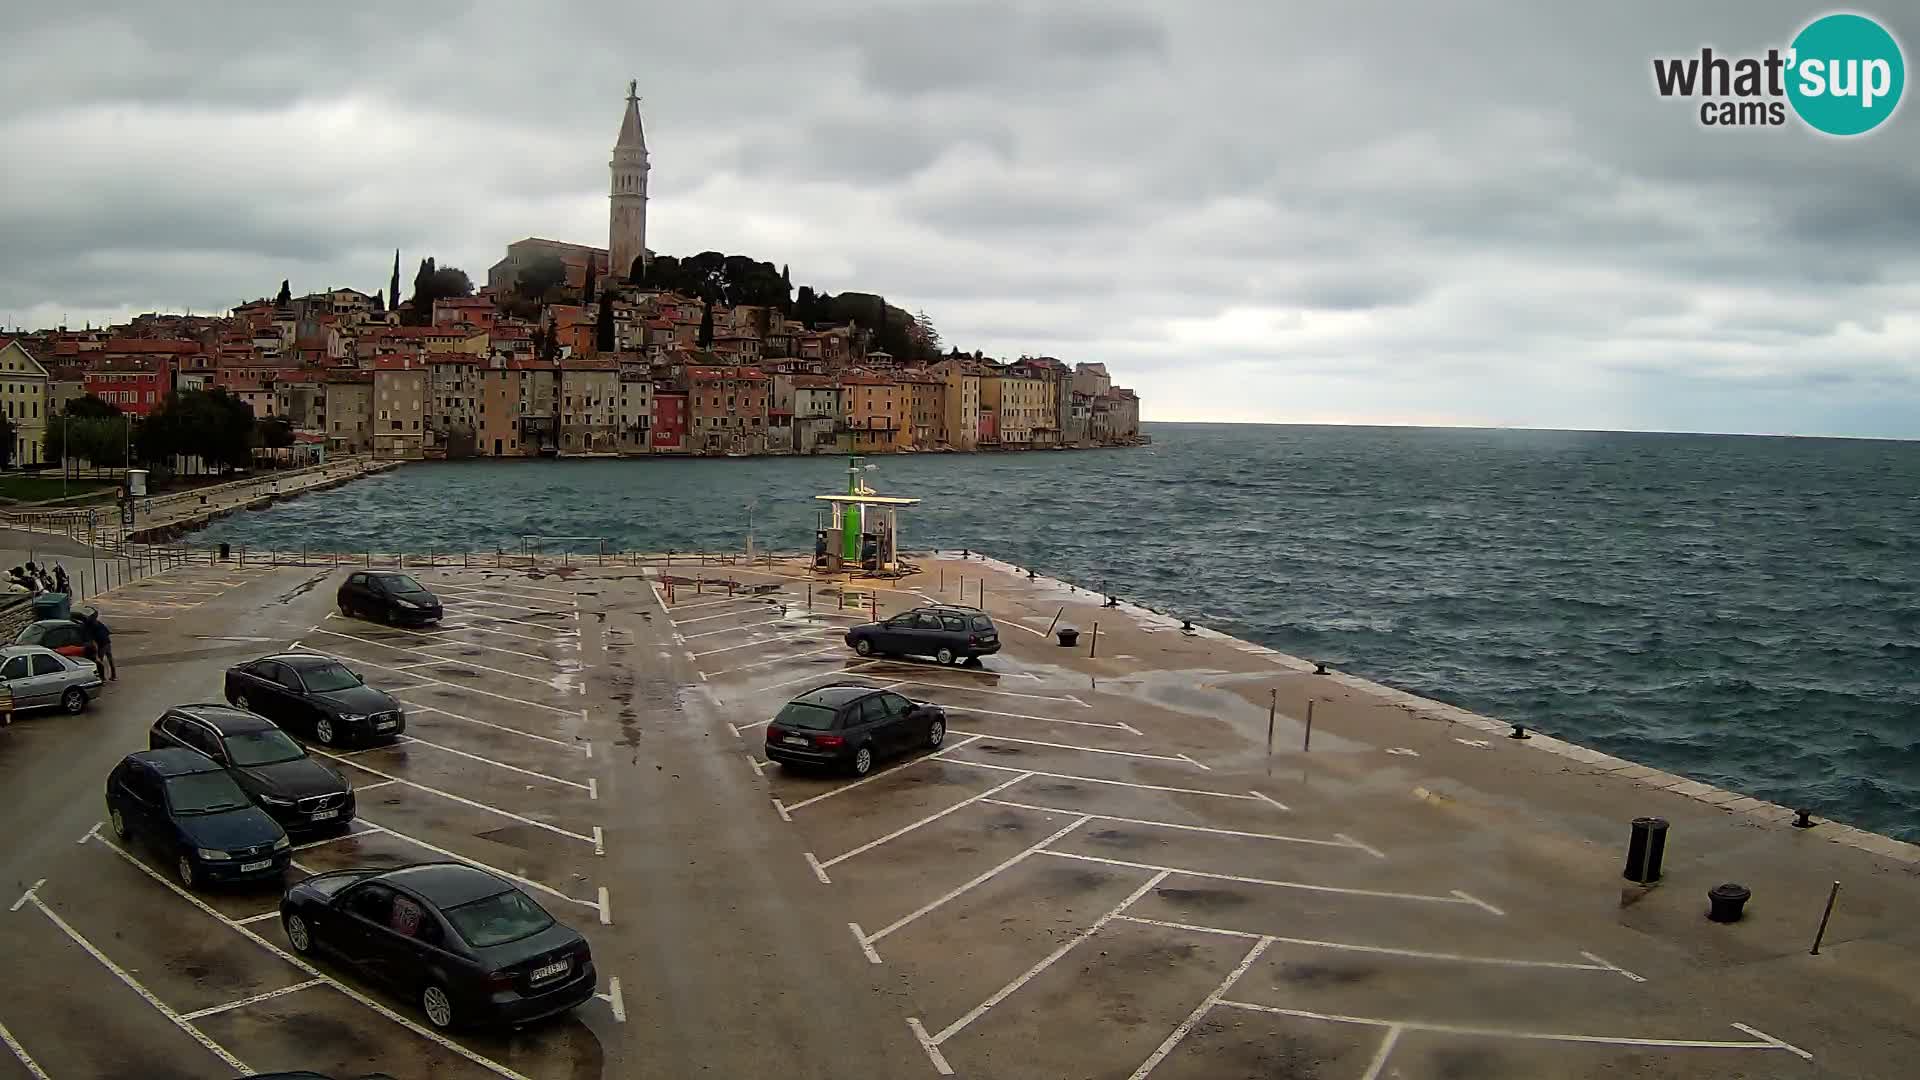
[1786,13,1905,136]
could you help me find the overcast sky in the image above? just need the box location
[5,1,1918,437]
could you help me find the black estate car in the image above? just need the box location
[281,863,596,1031]
[148,705,356,834]
[765,684,947,776]
[226,652,406,747]
[106,749,291,890]
[844,604,1000,665]
[338,571,444,625]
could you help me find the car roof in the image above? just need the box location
[793,684,882,708]
[257,652,336,670]
[377,863,514,908]
[0,644,61,658]
[170,704,278,734]
[130,747,226,777]
[26,619,79,629]
[914,604,988,616]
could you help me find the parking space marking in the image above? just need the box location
[440,579,578,599]
[863,660,1042,681]
[365,615,576,646]
[91,835,541,1080]
[311,627,580,688]
[407,635,567,664]
[595,977,626,1022]
[19,890,251,1074]
[666,595,776,612]
[235,911,282,925]
[682,617,796,639]
[437,608,579,634]
[1038,850,1496,911]
[780,736,986,813]
[387,735,592,792]
[401,702,588,751]
[673,606,790,625]
[926,704,1133,732]
[752,661,887,693]
[980,800,1371,854]
[1130,936,1274,1080]
[337,819,603,915]
[309,748,598,846]
[308,651,579,717]
[1211,1002,1813,1062]
[703,645,846,675]
[439,594,571,617]
[0,1017,49,1080]
[944,758,1283,805]
[692,634,833,659]
[861,815,1092,954]
[837,672,1089,706]
[437,587,574,611]
[804,852,831,884]
[921,870,1173,1053]
[293,822,381,850]
[951,730,1204,768]
[1111,915,1635,977]
[179,979,327,1021]
[818,774,1033,871]
[1358,1023,1403,1080]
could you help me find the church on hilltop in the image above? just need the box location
[486,81,652,296]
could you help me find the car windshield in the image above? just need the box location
[164,772,253,815]
[774,701,837,731]
[374,573,427,595]
[298,662,361,693]
[444,888,554,948]
[222,729,307,766]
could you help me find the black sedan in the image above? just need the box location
[338,571,444,626]
[281,863,596,1031]
[106,749,291,890]
[148,704,356,834]
[844,604,1001,665]
[765,684,947,776]
[225,652,406,747]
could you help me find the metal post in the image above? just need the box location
[871,594,877,621]
[1045,606,1064,637]
[979,579,985,609]
[1089,621,1099,658]
[1266,689,1277,775]
[1810,881,1841,955]
[807,583,813,610]
[1304,699,1315,752]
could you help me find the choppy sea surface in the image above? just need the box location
[203,423,1920,840]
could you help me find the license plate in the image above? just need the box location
[310,808,340,821]
[240,859,272,873]
[375,720,398,731]
[782,735,809,746]
[531,960,569,981]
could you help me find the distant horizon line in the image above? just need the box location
[1138,418,1919,444]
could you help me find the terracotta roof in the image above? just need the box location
[561,358,617,371]
[324,371,374,384]
[373,357,421,371]
[426,353,480,365]
[102,338,199,354]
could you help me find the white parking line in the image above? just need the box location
[665,595,777,612]
[862,660,1041,681]
[1129,936,1273,1080]
[312,627,578,688]
[929,704,1132,731]
[91,835,540,1080]
[862,816,1092,952]
[407,635,565,663]
[439,595,571,617]
[402,702,588,751]
[437,608,580,634]
[780,736,986,813]
[293,823,380,850]
[308,748,598,846]
[702,645,844,675]
[692,634,833,659]
[22,891,250,1074]
[235,911,282,925]
[981,800,1367,852]
[674,606,790,625]
[437,587,573,612]
[1039,850,1497,910]
[819,774,1033,870]
[944,757,1276,803]
[839,672,1089,706]
[364,614,577,646]
[596,977,626,1021]
[682,617,798,639]
[753,661,886,693]
[349,819,602,913]
[951,730,1202,767]
[804,852,831,884]
[386,735,593,792]
[180,979,327,1021]
[0,1017,50,1080]
[313,654,576,718]
[440,579,578,599]
[1112,915,1635,976]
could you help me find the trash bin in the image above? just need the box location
[33,592,70,621]
[1624,817,1669,883]
[219,542,231,562]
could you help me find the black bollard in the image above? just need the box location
[1624,817,1669,883]
[1313,661,1328,675]
[1707,883,1751,923]
[1793,808,1815,829]
[1509,722,1531,740]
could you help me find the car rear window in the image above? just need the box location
[444,889,555,948]
[774,701,837,730]
[971,616,995,631]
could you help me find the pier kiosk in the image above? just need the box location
[815,457,920,576]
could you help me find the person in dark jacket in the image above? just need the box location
[79,610,115,681]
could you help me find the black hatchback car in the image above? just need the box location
[845,604,1000,665]
[338,571,443,626]
[225,652,406,747]
[281,862,596,1031]
[765,684,948,776]
[106,749,291,890]
[148,705,356,834]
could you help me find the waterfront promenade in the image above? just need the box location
[0,550,1911,1078]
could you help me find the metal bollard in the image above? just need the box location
[1707,883,1751,923]
[1624,817,1669,883]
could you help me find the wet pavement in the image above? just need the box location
[0,553,1914,1078]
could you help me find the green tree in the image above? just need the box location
[141,390,254,473]
[597,291,616,353]
[0,413,13,467]
[275,280,291,306]
[583,260,597,304]
[65,395,120,419]
[518,255,568,303]
[698,298,714,349]
[389,248,401,312]
[404,259,474,324]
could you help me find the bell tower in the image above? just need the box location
[609,80,650,282]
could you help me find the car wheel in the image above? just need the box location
[853,638,873,656]
[339,602,354,618]
[314,717,337,746]
[851,745,874,776]
[176,854,197,890]
[927,718,945,748]
[936,647,955,665]
[60,687,86,714]
[233,693,251,713]
[285,913,312,953]
[109,807,128,840]
[422,984,456,1030]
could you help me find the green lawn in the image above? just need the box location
[0,475,121,503]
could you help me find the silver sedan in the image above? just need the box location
[0,644,103,719]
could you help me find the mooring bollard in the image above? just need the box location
[1313,661,1328,675]
[1810,880,1840,954]
[1056,627,1078,647]
[1510,722,1530,740]
[1707,883,1751,923]
[1793,808,1816,829]
[1624,817,1669,883]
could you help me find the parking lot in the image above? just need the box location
[0,568,619,1080]
[674,564,1821,1079]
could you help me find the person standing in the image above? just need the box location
[81,610,115,681]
